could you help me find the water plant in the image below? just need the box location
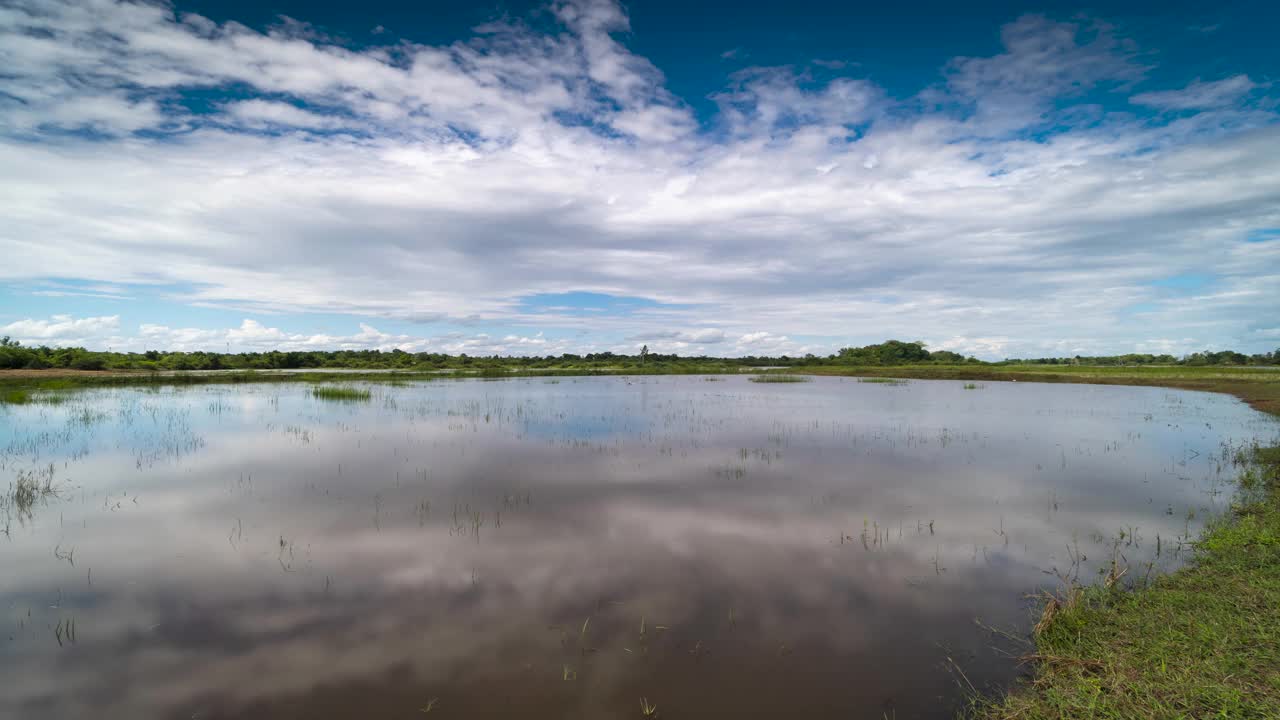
[310,385,372,402]
[4,464,59,521]
[1,389,30,404]
[748,375,810,383]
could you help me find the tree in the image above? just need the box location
[640,344,649,365]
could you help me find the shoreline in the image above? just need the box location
[3,364,1278,416]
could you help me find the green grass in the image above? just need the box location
[969,442,1280,719]
[4,364,1277,415]
[801,364,1280,416]
[1,389,70,405]
[748,374,811,383]
[2,389,31,404]
[310,385,372,402]
[858,377,909,385]
[3,466,59,520]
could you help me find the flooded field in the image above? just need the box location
[1,376,1275,719]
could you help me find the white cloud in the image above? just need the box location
[0,1,1277,358]
[222,100,352,130]
[1,314,120,341]
[63,318,596,356]
[629,328,726,345]
[1131,74,1257,110]
[929,336,1011,358]
[1136,74,1254,109]
[132,319,420,353]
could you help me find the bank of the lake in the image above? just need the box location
[4,363,1279,414]
[794,366,1280,718]
[968,441,1280,719]
[770,367,1280,716]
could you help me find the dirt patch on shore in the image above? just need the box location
[0,369,144,379]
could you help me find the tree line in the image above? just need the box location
[1,336,1276,372]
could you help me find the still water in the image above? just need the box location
[1,376,1275,719]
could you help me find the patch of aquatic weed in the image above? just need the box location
[1,389,30,405]
[1,390,70,406]
[2,464,61,527]
[858,377,909,385]
[966,441,1280,719]
[748,375,811,383]
[67,403,109,427]
[310,385,372,402]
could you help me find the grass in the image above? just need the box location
[969,441,1280,719]
[748,374,811,383]
[3,465,59,521]
[4,364,1277,415]
[2,389,30,404]
[2,389,72,405]
[310,385,372,402]
[801,364,1280,416]
[858,377,909,385]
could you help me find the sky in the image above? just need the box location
[1,0,1278,360]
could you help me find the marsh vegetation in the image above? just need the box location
[309,385,373,402]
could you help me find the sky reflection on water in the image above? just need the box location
[1,376,1275,719]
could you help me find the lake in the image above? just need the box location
[1,376,1275,719]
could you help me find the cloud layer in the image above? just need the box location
[1,0,1278,357]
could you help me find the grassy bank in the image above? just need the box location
[968,442,1280,719]
[795,364,1280,416]
[0,366,687,398]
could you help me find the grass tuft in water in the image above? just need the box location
[4,465,59,520]
[748,375,811,383]
[0,388,65,405]
[858,377,908,385]
[2,389,31,404]
[310,385,372,402]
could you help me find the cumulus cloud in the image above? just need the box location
[0,0,1277,358]
[628,329,727,345]
[1,314,120,341]
[3,316,589,356]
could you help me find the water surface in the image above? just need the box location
[1,376,1274,719]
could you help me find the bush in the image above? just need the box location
[69,355,107,371]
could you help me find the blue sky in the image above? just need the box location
[1,0,1277,358]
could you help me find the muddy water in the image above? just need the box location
[0,376,1274,719]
